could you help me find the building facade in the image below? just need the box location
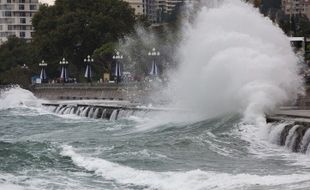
[143,0,158,23]
[0,0,39,44]
[124,0,188,23]
[282,0,310,18]
[162,0,184,14]
[124,0,144,15]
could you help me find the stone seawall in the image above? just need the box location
[266,110,310,154]
[42,102,168,121]
[30,83,151,103]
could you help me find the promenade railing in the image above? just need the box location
[31,82,148,89]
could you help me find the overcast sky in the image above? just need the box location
[40,0,55,5]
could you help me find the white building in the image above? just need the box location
[124,0,189,23]
[0,0,39,44]
[282,0,310,19]
[124,0,144,15]
[144,0,158,23]
[162,0,184,14]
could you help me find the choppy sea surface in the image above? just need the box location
[1,88,310,190]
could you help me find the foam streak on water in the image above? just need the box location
[61,145,310,190]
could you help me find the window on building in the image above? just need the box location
[7,0,11,3]
[30,5,37,10]
[19,4,25,10]
[0,32,15,37]
[0,18,13,24]
[20,32,25,38]
[4,11,12,17]
[19,0,25,3]
[20,18,26,24]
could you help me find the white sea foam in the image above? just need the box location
[0,184,24,190]
[267,122,289,145]
[0,86,44,110]
[111,149,169,160]
[167,0,303,123]
[61,145,310,190]
[0,87,106,120]
[0,174,24,190]
[235,121,310,168]
[0,170,106,190]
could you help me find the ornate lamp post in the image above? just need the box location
[112,51,123,84]
[59,58,69,83]
[21,64,29,69]
[39,60,48,83]
[148,48,160,77]
[84,55,94,83]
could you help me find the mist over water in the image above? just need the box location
[168,0,303,123]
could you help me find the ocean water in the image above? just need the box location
[1,87,310,190]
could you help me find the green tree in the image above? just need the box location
[253,0,261,8]
[93,42,116,80]
[295,15,310,36]
[0,37,36,86]
[260,0,281,14]
[0,37,35,73]
[31,0,136,80]
[278,14,310,36]
[0,65,33,88]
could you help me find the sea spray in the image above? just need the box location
[0,86,43,110]
[118,26,179,80]
[167,0,303,123]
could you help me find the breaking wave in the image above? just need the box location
[168,0,303,123]
[0,86,43,110]
[61,145,310,190]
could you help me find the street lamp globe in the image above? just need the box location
[148,47,160,77]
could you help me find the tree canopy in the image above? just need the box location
[0,37,35,86]
[31,0,137,80]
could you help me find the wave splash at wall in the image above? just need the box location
[0,86,43,110]
[167,0,303,123]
